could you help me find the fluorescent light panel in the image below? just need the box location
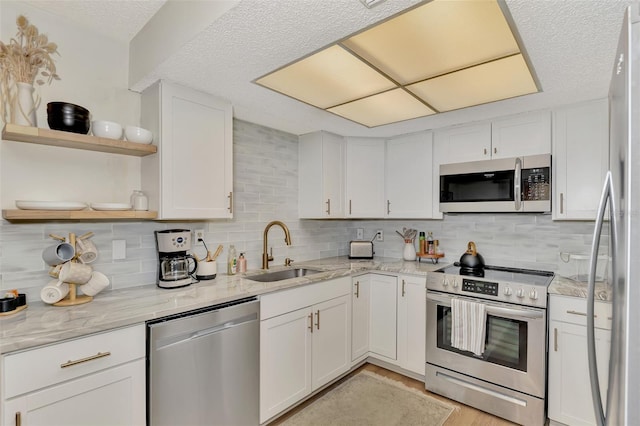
[254,0,538,127]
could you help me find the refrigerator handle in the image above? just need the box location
[587,171,613,426]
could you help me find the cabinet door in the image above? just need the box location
[299,131,345,218]
[385,131,433,218]
[433,122,491,165]
[351,276,371,361]
[141,80,233,219]
[260,307,312,423]
[491,110,551,159]
[311,295,351,390]
[397,275,426,376]
[553,99,609,220]
[345,137,385,218]
[369,274,397,360]
[2,360,145,426]
[547,320,611,426]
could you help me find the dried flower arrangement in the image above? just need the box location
[0,15,60,124]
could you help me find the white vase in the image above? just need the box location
[14,82,37,127]
[403,241,416,261]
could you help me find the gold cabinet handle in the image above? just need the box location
[387,200,391,215]
[402,279,406,297]
[326,199,331,215]
[15,411,21,426]
[308,313,313,333]
[227,192,233,214]
[554,328,558,352]
[315,310,320,330]
[60,351,111,369]
[354,281,360,298]
[494,147,497,154]
[483,148,487,155]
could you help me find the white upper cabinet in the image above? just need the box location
[141,80,233,219]
[553,98,609,220]
[385,131,435,218]
[299,131,345,218]
[434,122,492,164]
[345,137,385,218]
[434,110,551,166]
[491,110,551,159]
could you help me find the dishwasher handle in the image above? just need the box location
[155,312,258,351]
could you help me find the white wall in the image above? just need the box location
[1,1,141,208]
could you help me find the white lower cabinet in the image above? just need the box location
[397,275,426,376]
[351,275,371,362]
[260,278,351,423]
[369,274,398,360]
[1,325,145,426]
[548,295,612,426]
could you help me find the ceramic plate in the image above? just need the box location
[16,200,87,211]
[90,203,132,211]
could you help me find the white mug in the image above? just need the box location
[59,262,93,284]
[42,243,75,266]
[76,238,98,264]
[81,271,109,296]
[196,261,217,280]
[40,280,69,304]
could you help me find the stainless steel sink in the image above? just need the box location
[246,268,323,282]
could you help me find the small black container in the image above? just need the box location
[0,297,17,313]
[16,293,26,307]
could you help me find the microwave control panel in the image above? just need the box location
[462,279,499,296]
[522,167,550,201]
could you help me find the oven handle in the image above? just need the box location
[426,293,544,320]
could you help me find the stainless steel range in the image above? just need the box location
[425,264,554,426]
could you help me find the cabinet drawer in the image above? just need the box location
[260,277,350,320]
[3,324,145,398]
[549,294,612,330]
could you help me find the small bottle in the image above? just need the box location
[227,245,237,275]
[434,240,440,254]
[427,232,435,255]
[238,253,247,273]
[419,232,426,254]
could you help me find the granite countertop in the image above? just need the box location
[0,256,441,355]
[1,256,608,355]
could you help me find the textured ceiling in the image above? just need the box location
[22,0,633,138]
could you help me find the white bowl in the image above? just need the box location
[124,125,153,144]
[91,120,122,139]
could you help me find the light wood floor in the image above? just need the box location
[271,363,517,426]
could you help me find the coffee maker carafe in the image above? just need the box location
[155,229,197,289]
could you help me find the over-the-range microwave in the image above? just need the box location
[439,153,551,213]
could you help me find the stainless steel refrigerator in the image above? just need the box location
[588,4,640,425]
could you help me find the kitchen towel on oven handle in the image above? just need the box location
[451,298,487,356]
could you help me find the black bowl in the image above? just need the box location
[47,113,90,134]
[47,102,90,117]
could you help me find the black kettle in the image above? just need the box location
[459,241,485,273]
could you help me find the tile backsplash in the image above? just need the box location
[0,119,604,301]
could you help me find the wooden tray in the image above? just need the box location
[0,304,27,317]
[416,252,445,264]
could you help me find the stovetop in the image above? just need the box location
[427,264,555,308]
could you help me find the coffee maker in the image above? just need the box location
[154,229,197,289]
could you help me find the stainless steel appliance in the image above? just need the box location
[154,229,197,289]
[439,153,551,213]
[586,6,640,425]
[426,264,554,425]
[349,240,374,259]
[147,297,259,426]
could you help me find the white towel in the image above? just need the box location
[451,298,487,356]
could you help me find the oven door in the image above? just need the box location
[426,291,546,398]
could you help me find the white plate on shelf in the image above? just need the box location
[90,203,132,211]
[16,200,87,211]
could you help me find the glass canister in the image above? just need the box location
[130,190,149,211]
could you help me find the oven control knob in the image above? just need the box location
[504,286,513,296]
[442,278,449,287]
[516,288,525,298]
[529,289,539,300]
[452,279,459,288]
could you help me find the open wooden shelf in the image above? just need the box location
[2,209,158,221]
[2,123,157,156]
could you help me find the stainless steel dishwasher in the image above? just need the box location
[147,297,259,426]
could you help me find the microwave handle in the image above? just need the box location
[514,158,522,211]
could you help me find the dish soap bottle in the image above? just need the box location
[238,253,247,273]
[227,245,237,275]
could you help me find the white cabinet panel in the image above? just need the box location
[299,131,345,218]
[351,275,370,361]
[345,137,385,218]
[385,131,434,218]
[491,110,551,159]
[369,274,397,360]
[397,275,426,375]
[553,98,609,220]
[141,80,233,219]
[434,122,491,165]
